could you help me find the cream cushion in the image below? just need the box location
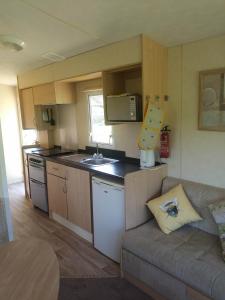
[146,184,202,234]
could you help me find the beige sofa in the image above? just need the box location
[122,177,225,300]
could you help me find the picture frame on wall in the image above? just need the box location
[199,68,225,131]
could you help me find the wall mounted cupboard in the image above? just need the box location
[18,34,168,146]
[33,82,75,105]
[17,35,168,115]
[17,36,142,88]
[19,88,36,129]
[102,36,168,123]
[19,82,75,130]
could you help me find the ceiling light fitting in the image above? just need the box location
[0,35,25,52]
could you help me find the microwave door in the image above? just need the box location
[107,96,131,121]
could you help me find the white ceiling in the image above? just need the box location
[0,0,225,85]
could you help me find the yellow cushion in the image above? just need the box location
[146,184,202,234]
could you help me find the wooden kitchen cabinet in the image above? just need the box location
[66,167,92,233]
[46,161,67,179]
[46,162,92,233]
[102,64,142,124]
[19,88,36,129]
[142,35,168,113]
[33,82,75,105]
[102,36,168,121]
[46,161,167,243]
[47,173,68,219]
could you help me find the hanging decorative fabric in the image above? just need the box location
[138,101,164,150]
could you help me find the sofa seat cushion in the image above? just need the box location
[123,220,225,300]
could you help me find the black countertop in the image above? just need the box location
[25,146,162,182]
[23,147,43,155]
[45,155,142,181]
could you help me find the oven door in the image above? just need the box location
[30,179,48,213]
[29,163,46,183]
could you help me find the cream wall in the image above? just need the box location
[0,85,23,184]
[166,35,225,188]
[54,104,78,149]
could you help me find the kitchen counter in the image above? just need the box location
[45,153,162,181]
[46,155,141,180]
[22,145,43,154]
[27,146,162,181]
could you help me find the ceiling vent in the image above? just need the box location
[41,52,65,62]
[0,35,25,52]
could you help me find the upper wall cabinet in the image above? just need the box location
[17,34,168,113]
[17,36,142,89]
[103,65,142,96]
[19,88,35,129]
[33,82,76,105]
[52,36,142,81]
[102,64,142,124]
[18,64,54,90]
[142,36,168,113]
[102,36,168,122]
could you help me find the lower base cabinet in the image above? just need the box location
[67,167,92,233]
[47,173,67,219]
[46,162,92,235]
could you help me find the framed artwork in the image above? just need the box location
[199,68,225,131]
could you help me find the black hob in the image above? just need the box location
[31,148,75,157]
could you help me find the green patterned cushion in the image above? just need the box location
[209,200,225,261]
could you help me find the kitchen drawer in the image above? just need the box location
[46,161,67,178]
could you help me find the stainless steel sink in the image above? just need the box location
[59,153,118,166]
[59,153,91,162]
[80,158,118,166]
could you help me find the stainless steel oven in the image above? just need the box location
[28,155,48,213]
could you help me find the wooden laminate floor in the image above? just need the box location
[8,182,120,278]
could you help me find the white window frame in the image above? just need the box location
[88,91,113,146]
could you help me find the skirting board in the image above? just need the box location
[52,212,93,243]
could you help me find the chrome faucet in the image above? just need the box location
[93,143,103,159]
[96,143,99,156]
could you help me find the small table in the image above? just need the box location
[0,238,59,300]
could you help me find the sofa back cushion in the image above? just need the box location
[162,177,225,235]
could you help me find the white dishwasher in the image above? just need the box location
[92,177,125,263]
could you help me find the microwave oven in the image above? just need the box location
[106,94,142,122]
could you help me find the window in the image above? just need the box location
[22,129,37,146]
[89,93,112,145]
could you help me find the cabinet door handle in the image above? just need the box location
[62,183,67,194]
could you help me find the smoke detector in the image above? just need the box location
[0,35,25,52]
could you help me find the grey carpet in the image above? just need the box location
[59,277,152,300]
